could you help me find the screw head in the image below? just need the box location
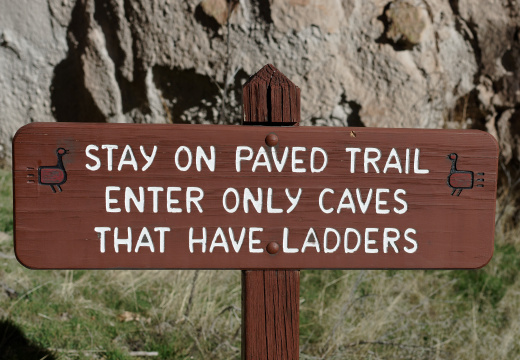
[265,133,278,147]
[266,241,280,254]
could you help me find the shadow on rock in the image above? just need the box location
[50,0,106,123]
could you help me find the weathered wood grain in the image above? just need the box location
[12,123,498,269]
[242,270,299,359]
[242,64,300,124]
[242,65,300,360]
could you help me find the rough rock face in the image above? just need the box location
[1,0,519,169]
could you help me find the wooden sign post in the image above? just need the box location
[12,65,499,359]
[241,64,300,359]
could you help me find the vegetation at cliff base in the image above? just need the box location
[1,168,519,359]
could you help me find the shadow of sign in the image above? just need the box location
[0,319,56,360]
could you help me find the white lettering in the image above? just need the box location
[310,147,328,173]
[114,227,132,253]
[140,145,157,171]
[414,149,429,174]
[135,227,155,253]
[210,227,229,253]
[364,228,379,253]
[105,186,121,213]
[405,148,411,174]
[404,228,418,253]
[252,147,272,172]
[223,188,240,213]
[375,189,390,214]
[345,148,361,173]
[196,146,215,172]
[101,144,118,171]
[266,188,283,213]
[344,228,361,253]
[291,147,306,173]
[337,188,356,214]
[167,187,182,213]
[249,227,263,253]
[364,148,381,173]
[243,188,262,213]
[393,189,407,214]
[175,146,192,171]
[189,227,207,253]
[118,145,138,171]
[147,187,164,213]
[229,227,246,253]
[301,228,320,253]
[154,227,170,253]
[282,228,299,253]
[236,146,253,172]
[383,148,402,173]
[286,188,302,214]
[85,145,101,171]
[125,187,145,213]
[94,227,111,253]
[186,187,204,213]
[324,228,341,253]
[271,147,289,172]
[383,228,400,253]
[356,188,373,214]
[319,188,334,214]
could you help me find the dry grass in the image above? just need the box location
[297,186,520,360]
[1,168,520,359]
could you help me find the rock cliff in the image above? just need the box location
[1,0,519,168]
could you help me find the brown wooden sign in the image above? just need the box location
[13,122,498,269]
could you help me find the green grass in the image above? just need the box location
[448,243,520,307]
[1,167,520,359]
[0,170,13,234]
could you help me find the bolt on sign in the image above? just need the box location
[13,123,498,269]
